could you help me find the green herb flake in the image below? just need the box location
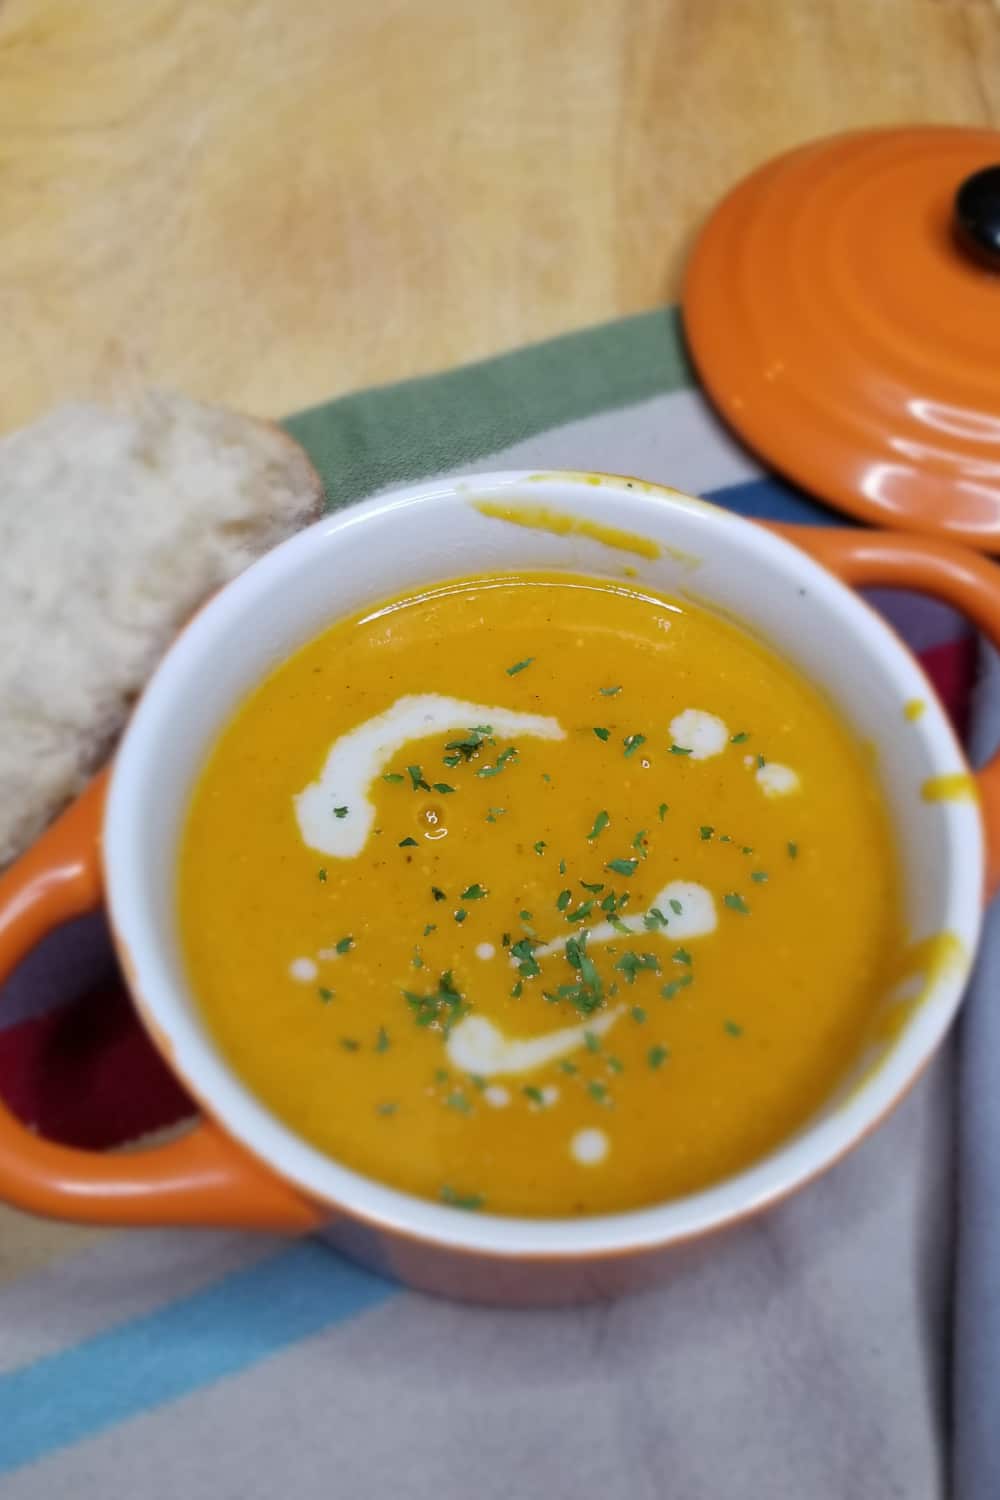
[599,685,622,697]
[446,1090,472,1114]
[460,883,487,901]
[615,951,660,985]
[382,772,405,784]
[648,1044,669,1069]
[511,937,541,978]
[533,840,547,855]
[442,754,462,768]
[587,1081,609,1104]
[376,1101,398,1117]
[407,764,429,792]
[317,986,335,1003]
[398,837,418,848]
[558,858,567,875]
[699,825,714,841]
[757,754,766,769]
[724,1019,744,1037]
[486,806,506,823]
[506,657,535,676]
[623,733,646,758]
[431,886,446,902]
[788,841,799,859]
[523,1085,545,1106]
[730,731,749,744]
[593,726,611,742]
[510,980,523,998]
[411,948,424,970]
[661,974,693,999]
[333,806,349,822]
[672,946,692,965]
[454,909,468,924]
[668,898,683,915]
[586,809,611,841]
[751,871,768,884]
[403,971,468,1035]
[631,1005,647,1023]
[432,782,456,795]
[340,1037,360,1053]
[606,857,639,877]
[557,889,572,911]
[565,899,596,925]
[375,1026,390,1052]
[335,935,354,954]
[658,802,669,821]
[440,1185,485,1211]
[558,1059,578,1075]
[434,1068,450,1085]
[724,892,750,914]
[643,906,669,932]
[469,1074,487,1092]
[606,1055,624,1075]
[520,909,533,922]
[580,880,605,893]
[741,846,754,855]
[584,1029,601,1053]
[317,867,328,883]
[670,744,693,756]
[423,923,436,937]
[631,829,648,858]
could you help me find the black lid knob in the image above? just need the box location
[955,165,1000,270]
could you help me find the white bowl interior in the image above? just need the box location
[104,472,983,1254]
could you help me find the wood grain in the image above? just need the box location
[0,0,997,435]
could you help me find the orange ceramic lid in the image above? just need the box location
[683,127,1000,549]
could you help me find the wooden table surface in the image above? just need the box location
[1,0,998,436]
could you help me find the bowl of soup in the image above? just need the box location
[0,471,996,1304]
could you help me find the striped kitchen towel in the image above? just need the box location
[0,308,990,1500]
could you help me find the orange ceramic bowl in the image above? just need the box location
[1,472,999,1305]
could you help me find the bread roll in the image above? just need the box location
[0,389,324,867]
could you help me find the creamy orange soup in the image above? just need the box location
[178,572,901,1217]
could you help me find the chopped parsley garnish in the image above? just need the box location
[445,726,494,761]
[340,1037,360,1052]
[670,744,693,755]
[730,731,749,744]
[661,974,693,999]
[335,935,354,954]
[724,892,750,914]
[672,947,692,965]
[440,1185,485,1211]
[615,951,660,984]
[558,858,567,875]
[469,1074,486,1092]
[432,782,455,795]
[317,867,328,882]
[454,909,468,924]
[699,825,714,840]
[586,809,611,840]
[423,923,436,936]
[382,772,405,784]
[486,806,506,822]
[658,802,669,821]
[606,857,639,877]
[788,841,799,859]
[523,1085,545,1106]
[580,880,605,893]
[668,898,683,915]
[741,845,754,855]
[446,1091,472,1114]
[557,889,572,911]
[608,914,632,936]
[375,1026,390,1052]
[403,971,467,1033]
[643,907,669,932]
[724,1019,744,1037]
[606,1056,624,1074]
[520,909,533,922]
[554,934,604,1015]
[587,1081,608,1103]
[333,806,349,819]
[376,1101,398,1117]
[593,726,611,742]
[434,1068,449,1084]
[631,1005,647,1023]
[411,948,424,969]
[599,685,622,696]
[475,746,518,779]
[558,1059,578,1075]
[431,886,446,902]
[565,899,596,925]
[510,980,523,998]
[583,1029,601,1053]
[506,657,535,676]
[631,829,648,858]
[317,986,335,1003]
[751,871,768,883]
[648,1044,668,1069]
[442,754,462,768]
[511,937,541,978]
[623,733,646,758]
[757,753,766,768]
[460,883,487,901]
[534,840,547,855]
[407,764,429,791]
[398,836,418,847]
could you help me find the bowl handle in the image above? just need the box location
[0,769,322,1230]
[774,525,1000,902]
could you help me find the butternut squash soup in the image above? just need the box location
[178,572,901,1217]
